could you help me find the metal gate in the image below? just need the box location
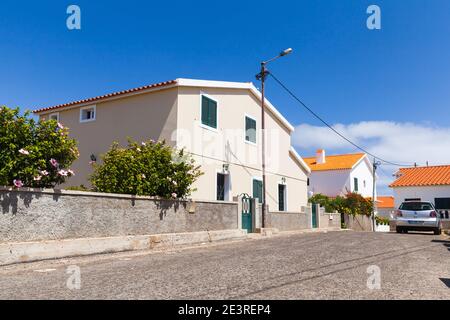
[312,204,318,228]
[241,194,253,233]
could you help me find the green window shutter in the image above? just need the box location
[201,96,209,125]
[201,95,217,129]
[209,99,217,128]
[245,116,256,143]
[354,178,359,192]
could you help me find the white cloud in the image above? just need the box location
[292,121,450,193]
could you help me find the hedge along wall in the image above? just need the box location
[0,188,239,243]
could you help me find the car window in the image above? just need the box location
[400,202,433,211]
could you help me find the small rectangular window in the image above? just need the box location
[201,95,217,129]
[354,177,359,192]
[245,116,256,143]
[434,198,450,210]
[278,184,286,211]
[80,105,96,123]
[49,113,59,121]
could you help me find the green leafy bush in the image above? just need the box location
[0,106,78,188]
[344,192,373,216]
[309,192,374,216]
[90,139,203,199]
[308,193,335,212]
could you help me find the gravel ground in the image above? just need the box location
[0,230,449,300]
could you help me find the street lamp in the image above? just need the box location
[256,48,293,229]
[372,159,381,232]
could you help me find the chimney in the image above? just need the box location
[316,149,326,164]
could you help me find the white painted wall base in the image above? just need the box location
[375,224,390,232]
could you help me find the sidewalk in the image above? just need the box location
[0,227,343,267]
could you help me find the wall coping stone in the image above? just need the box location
[0,186,237,205]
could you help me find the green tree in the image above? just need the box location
[0,106,78,188]
[90,139,203,199]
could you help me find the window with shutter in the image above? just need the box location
[201,95,217,129]
[245,116,256,143]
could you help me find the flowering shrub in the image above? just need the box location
[0,106,78,188]
[309,192,373,216]
[90,139,203,199]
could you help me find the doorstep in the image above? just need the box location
[248,227,342,239]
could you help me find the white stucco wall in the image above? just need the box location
[393,186,450,208]
[349,159,374,198]
[308,170,351,197]
[174,86,309,211]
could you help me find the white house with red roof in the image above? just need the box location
[390,165,450,212]
[303,149,375,198]
[32,78,311,214]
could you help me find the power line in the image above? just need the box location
[268,72,415,167]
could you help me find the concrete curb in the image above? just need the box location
[0,229,247,266]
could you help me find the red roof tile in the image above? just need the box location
[303,153,365,171]
[377,196,394,208]
[33,80,177,114]
[389,165,450,187]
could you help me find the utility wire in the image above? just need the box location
[268,72,415,167]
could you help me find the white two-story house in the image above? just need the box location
[33,78,311,212]
[303,149,375,198]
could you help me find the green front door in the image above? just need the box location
[241,195,253,233]
[252,179,263,203]
[312,204,318,228]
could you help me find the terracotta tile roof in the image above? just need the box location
[389,165,450,187]
[377,196,394,208]
[303,153,365,171]
[33,80,177,114]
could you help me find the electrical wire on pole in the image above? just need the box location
[268,72,417,168]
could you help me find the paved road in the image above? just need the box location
[1,231,450,299]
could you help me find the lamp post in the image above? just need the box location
[256,48,293,229]
[372,158,381,232]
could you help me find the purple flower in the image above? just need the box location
[33,175,42,181]
[50,158,58,168]
[57,122,64,130]
[13,179,23,188]
[67,169,75,176]
[40,170,49,176]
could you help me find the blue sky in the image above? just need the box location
[1,0,449,192]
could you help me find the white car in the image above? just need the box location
[396,201,442,235]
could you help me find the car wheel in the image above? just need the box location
[403,229,408,234]
[434,228,441,235]
[396,227,402,233]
